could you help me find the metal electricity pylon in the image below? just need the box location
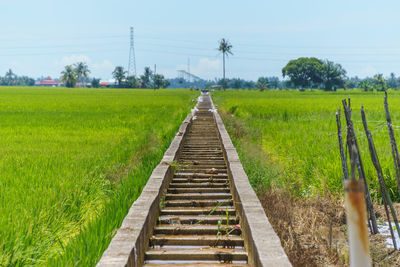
[128,27,137,77]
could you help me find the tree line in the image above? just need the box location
[0,69,35,86]
[281,58,399,91]
[213,39,395,91]
[0,56,399,91]
[111,66,169,89]
[282,57,346,91]
[59,63,169,89]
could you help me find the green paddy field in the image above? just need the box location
[3,87,400,266]
[0,87,197,266]
[213,89,400,200]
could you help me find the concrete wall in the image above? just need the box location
[96,114,193,267]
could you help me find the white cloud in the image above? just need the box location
[91,60,114,78]
[54,55,115,79]
[60,55,91,66]
[360,65,377,77]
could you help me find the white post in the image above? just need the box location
[344,179,371,267]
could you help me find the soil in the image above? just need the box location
[258,189,400,266]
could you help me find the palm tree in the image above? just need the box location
[112,66,126,87]
[217,38,233,90]
[61,65,77,88]
[139,67,153,88]
[74,62,90,87]
[5,69,15,85]
[374,73,387,91]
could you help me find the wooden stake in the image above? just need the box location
[361,105,400,247]
[342,99,378,234]
[384,91,400,194]
[336,109,349,181]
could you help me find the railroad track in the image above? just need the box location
[143,95,248,266]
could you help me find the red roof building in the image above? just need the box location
[35,76,60,87]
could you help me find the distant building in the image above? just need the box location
[35,76,60,87]
[100,79,116,87]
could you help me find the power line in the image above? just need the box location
[1,46,400,66]
[1,32,400,67]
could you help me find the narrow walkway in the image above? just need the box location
[143,94,248,266]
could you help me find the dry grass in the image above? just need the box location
[258,189,400,266]
[258,189,346,266]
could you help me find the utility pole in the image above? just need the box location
[128,27,137,77]
[187,58,190,83]
[154,64,156,89]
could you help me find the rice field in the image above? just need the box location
[0,87,197,266]
[213,89,400,201]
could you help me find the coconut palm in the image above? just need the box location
[74,62,90,87]
[112,66,126,87]
[140,67,153,88]
[61,65,77,88]
[5,69,15,85]
[217,38,233,90]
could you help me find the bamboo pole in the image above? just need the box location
[342,99,379,234]
[361,105,400,248]
[344,179,371,267]
[384,91,400,193]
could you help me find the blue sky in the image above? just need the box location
[1,0,400,81]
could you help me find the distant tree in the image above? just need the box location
[257,77,269,91]
[387,72,397,88]
[217,38,233,90]
[321,60,347,91]
[61,65,77,88]
[374,73,387,91]
[244,80,256,89]
[231,78,243,89]
[125,76,138,88]
[153,74,169,89]
[5,69,15,85]
[361,81,373,91]
[140,67,153,88]
[282,57,324,88]
[0,70,35,86]
[91,78,100,88]
[163,79,170,88]
[268,76,281,89]
[112,66,126,87]
[74,62,90,87]
[345,76,361,89]
[18,76,35,86]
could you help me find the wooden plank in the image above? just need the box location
[160,207,235,216]
[168,183,229,189]
[144,263,248,267]
[165,199,232,207]
[150,235,244,246]
[154,225,241,235]
[158,215,238,224]
[165,193,232,200]
[167,188,231,194]
[145,248,248,261]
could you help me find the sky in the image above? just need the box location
[1,0,400,81]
